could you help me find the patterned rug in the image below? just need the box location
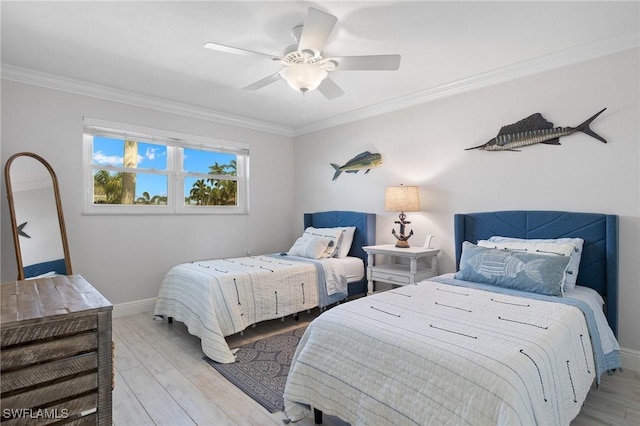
[204,326,307,413]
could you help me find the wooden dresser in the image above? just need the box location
[1,275,113,425]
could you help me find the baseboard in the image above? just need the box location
[113,297,156,318]
[620,347,640,372]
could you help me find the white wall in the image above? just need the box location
[1,80,296,305]
[293,48,640,356]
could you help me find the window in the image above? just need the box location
[83,118,249,215]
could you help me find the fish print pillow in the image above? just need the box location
[487,236,584,290]
[477,239,576,292]
[455,241,571,296]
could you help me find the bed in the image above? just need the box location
[283,210,621,425]
[153,210,375,363]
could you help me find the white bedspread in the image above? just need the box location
[154,255,347,363]
[284,279,600,425]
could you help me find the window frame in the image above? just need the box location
[82,118,249,215]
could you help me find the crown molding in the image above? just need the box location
[2,34,637,138]
[293,34,640,136]
[0,65,294,137]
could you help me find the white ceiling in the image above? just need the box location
[2,1,638,136]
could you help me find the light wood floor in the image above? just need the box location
[113,310,639,426]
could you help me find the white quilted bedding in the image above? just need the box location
[284,278,601,425]
[154,255,347,363]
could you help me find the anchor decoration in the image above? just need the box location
[391,213,413,248]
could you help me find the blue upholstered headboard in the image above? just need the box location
[454,210,619,335]
[304,211,376,296]
[23,258,68,279]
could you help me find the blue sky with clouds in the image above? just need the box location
[93,136,236,198]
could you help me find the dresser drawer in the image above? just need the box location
[371,270,410,284]
[1,275,113,425]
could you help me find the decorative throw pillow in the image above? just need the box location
[477,239,575,292]
[487,236,584,290]
[303,227,343,258]
[455,241,570,296]
[288,236,332,259]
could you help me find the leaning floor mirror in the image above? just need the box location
[4,152,72,280]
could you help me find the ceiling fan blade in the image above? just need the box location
[242,72,282,91]
[332,54,401,71]
[318,77,345,100]
[204,42,279,60]
[298,8,337,55]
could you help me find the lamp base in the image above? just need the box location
[392,214,413,248]
[395,240,410,249]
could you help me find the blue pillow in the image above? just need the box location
[454,241,570,296]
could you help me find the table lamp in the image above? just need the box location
[384,185,420,248]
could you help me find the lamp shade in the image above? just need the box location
[281,63,328,93]
[384,185,420,212]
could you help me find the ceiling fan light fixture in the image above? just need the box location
[281,63,328,93]
[205,7,400,100]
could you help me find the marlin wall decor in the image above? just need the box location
[330,151,382,181]
[466,108,607,152]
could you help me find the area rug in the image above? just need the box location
[204,325,307,413]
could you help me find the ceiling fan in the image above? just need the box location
[204,7,401,100]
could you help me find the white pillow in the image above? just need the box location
[486,236,584,290]
[303,227,343,258]
[333,226,356,258]
[478,240,575,256]
[288,236,332,259]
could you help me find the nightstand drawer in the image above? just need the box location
[363,245,440,294]
[371,270,411,284]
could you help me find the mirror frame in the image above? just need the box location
[4,152,73,280]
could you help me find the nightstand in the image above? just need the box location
[362,244,440,294]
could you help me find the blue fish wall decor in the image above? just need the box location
[330,151,382,181]
[466,108,607,152]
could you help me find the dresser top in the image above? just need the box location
[1,274,112,325]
